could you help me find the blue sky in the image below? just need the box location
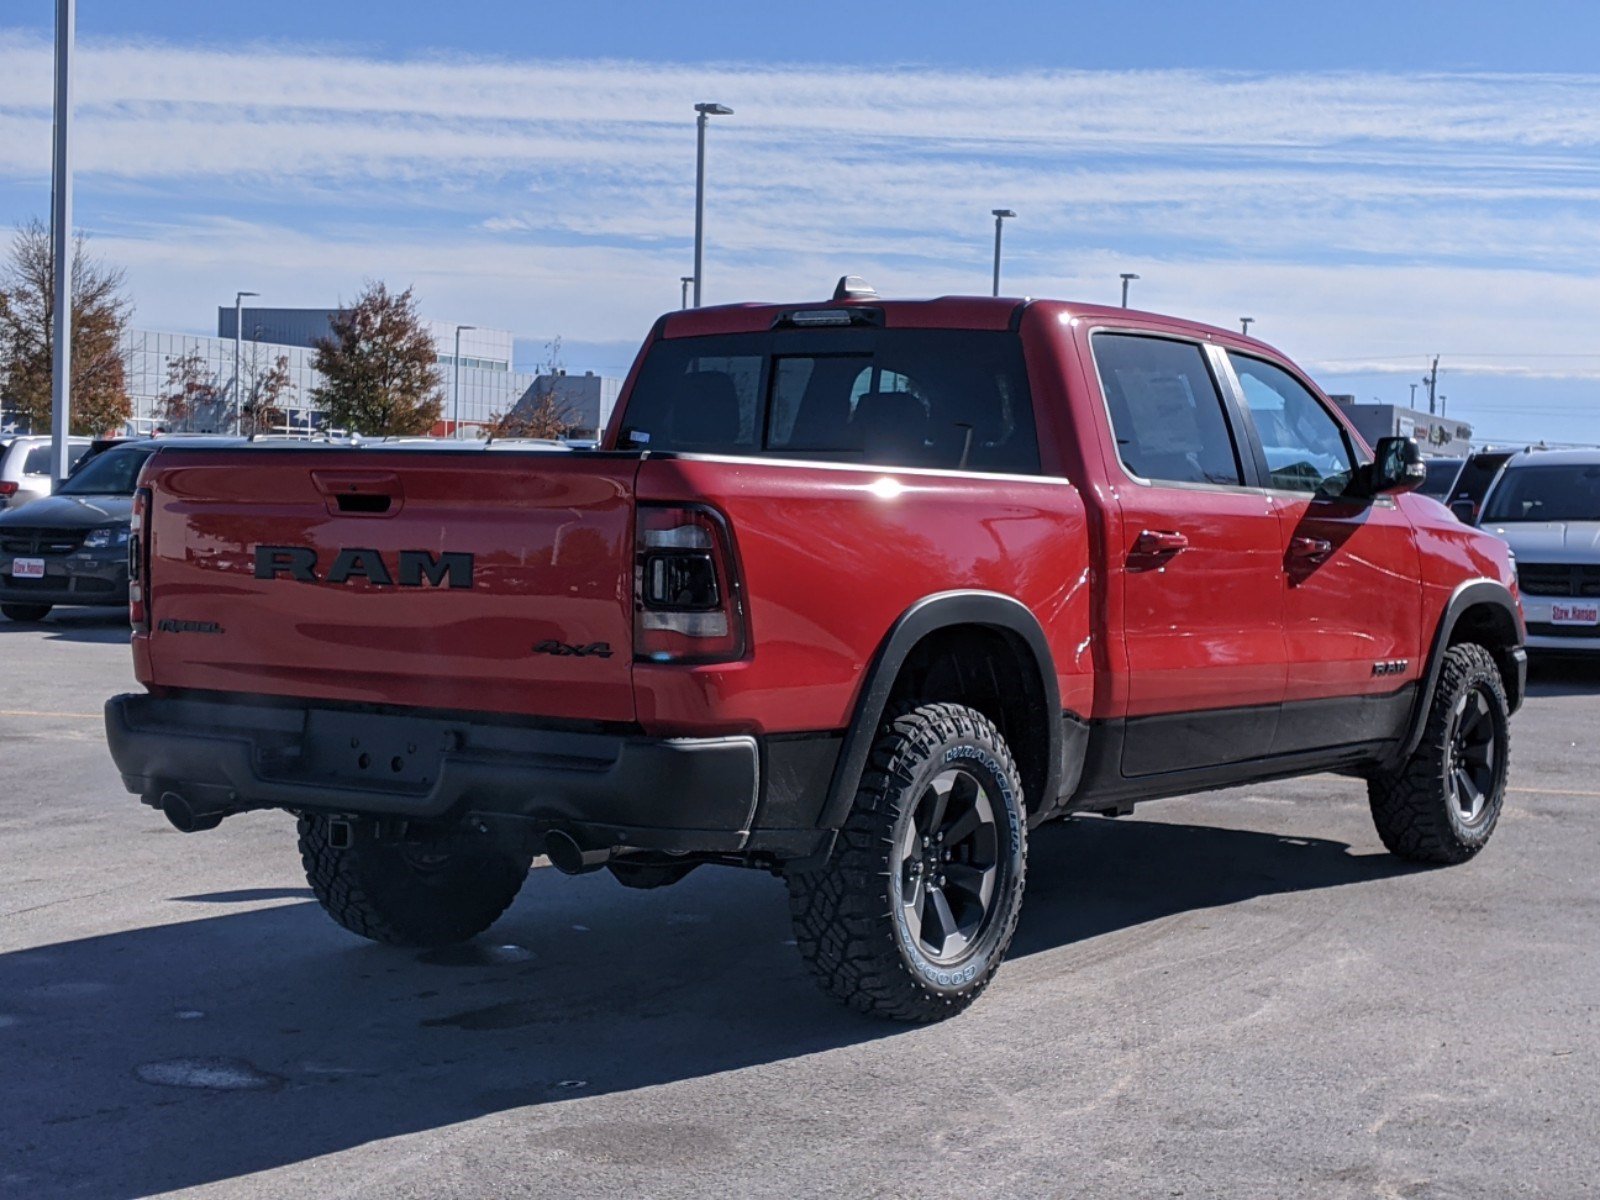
[3,1,1599,444]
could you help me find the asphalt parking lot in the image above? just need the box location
[2,611,1598,1199]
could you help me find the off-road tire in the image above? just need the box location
[1,603,51,622]
[787,702,1028,1023]
[298,815,530,947]
[1367,643,1510,864]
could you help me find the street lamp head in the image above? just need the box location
[681,275,695,284]
[1120,273,1140,283]
[236,290,258,300]
[695,103,734,116]
[992,209,1016,219]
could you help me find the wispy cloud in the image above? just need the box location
[0,30,1597,423]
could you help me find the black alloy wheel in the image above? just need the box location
[896,765,1003,964]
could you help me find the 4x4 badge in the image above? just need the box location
[533,639,614,659]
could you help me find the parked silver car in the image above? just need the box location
[0,436,92,513]
[1481,449,1600,653]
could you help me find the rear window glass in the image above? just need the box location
[620,330,1040,475]
[22,444,88,476]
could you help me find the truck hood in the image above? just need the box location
[1487,521,1600,562]
[0,493,132,529]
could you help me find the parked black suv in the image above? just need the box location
[0,441,158,622]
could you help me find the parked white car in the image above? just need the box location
[0,436,92,513]
[1481,449,1600,653]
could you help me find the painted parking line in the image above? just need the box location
[0,710,103,720]
[1509,786,1600,799]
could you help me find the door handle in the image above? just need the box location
[1133,529,1189,556]
[1287,535,1333,562]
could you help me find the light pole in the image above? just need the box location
[48,0,74,483]
[1120,273,1140,308]
[990,210,1015,297]
[692,102,733,308]
[1240,317,1254,337]
[680,275,694,310]
[452,325,476,439]
[1409,383,1418,407]
[233,290,258,432]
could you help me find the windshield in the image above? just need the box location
[620,329,1040,474]
[55,445,157,497]
[1482,463,1600,523]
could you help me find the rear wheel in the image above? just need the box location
[2,603,51,622]
[1367,643,1510,864]
[298,815,530,947]
[787,702,1027,1023]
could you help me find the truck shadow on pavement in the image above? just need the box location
[1525,654,1600,698]
[1,815,1413,1198]
[0,609,130,645]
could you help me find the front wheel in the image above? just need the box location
[1367,643,1511,864]
[787,702,1028,1023]
[298,815,531,947]
[1,603,52,623]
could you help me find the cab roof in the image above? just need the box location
[659,292,1271,353]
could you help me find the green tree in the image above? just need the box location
[0,219,133,436]
[310,282,443,436]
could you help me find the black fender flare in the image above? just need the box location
[1395,578,1526,764]
[816,590,1063,835]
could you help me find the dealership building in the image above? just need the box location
[113,306,618,439]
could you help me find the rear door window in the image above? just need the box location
[1091,333,1243,486]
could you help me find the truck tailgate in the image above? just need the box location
[139,449,639,723]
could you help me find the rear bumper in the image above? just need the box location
[105,693,835,859]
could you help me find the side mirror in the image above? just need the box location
[1353,436,1426,498]
[1449,499,1478,525]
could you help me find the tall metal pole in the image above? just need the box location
[48,0,74,484]
[233,290,257,432]
[1120,272,1140,308]
[452,324,475,439]
[991,209,1015,297]
[693,111,707,308]
[1239,317,1255,337]
[691,103,732,309]
[680,276,693,310]
[1425,354,1440,415]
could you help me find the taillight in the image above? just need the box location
[0,482,16,497]
[129,486,152,632]
[634,504,746,663]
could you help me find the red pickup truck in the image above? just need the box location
[106,282,1525,1022]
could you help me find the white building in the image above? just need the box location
[114,308,619,438]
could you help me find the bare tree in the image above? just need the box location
[154,350,223,432]
[311,282,443,436]
[239,346,296,436]
[483,336,574,439]
[0,219,133,436]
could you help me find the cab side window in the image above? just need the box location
[1228,354,1355,495]
[1092,333,1243,486]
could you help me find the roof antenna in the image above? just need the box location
[833,275,878,301]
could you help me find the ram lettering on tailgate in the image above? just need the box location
[253,545,474,589]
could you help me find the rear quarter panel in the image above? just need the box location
[633,456,1093,736]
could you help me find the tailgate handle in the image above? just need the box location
[311,471,403,518]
